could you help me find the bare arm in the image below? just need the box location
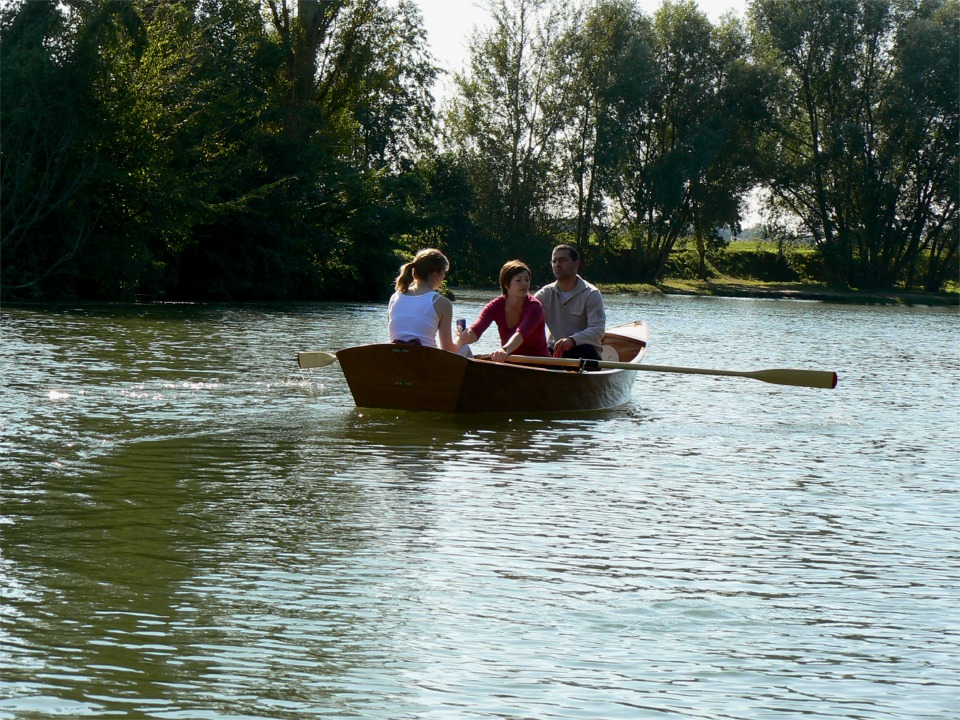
[489,331,524,363]
[455,327,477,351]
[434,295,456,352]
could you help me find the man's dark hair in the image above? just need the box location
[553,244,579,262]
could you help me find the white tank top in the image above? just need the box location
[388,291,440,348]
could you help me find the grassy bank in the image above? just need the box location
[597,241,958,306]
[598,279,958,306]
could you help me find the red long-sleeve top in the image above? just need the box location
[469,294,550,357]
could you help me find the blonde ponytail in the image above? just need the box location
[394,262,417,293]
[394,249,450,293]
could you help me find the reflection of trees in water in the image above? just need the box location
[3,436,252,712]
[4,428,406,714]
[3,363,655,715]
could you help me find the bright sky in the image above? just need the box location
[415,0,749,77]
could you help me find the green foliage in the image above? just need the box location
[1,0,440,301]
[2,0,954,301]
[0,1,145,299]
[397,154,493,287]
[655,238,822,284]
[555,0,654,252]
[610,1,768,283]
[751,0,959,291]
[443,0,568,270]
[711,244,799,282]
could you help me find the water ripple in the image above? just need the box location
[1,301,957,719]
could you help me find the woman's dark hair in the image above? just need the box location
[499,259,531,295]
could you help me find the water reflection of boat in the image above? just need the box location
[336,321,648,414]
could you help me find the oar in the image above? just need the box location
[299,347,838,389]
[500,354,838,389]
[298,351,338,369]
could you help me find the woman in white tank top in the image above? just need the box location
[388,249,457,351]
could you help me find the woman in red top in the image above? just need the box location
[455,260,550,362]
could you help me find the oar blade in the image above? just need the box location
[297,351,338,369]
[748,368,838,389]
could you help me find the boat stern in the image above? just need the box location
[336,344,470,413]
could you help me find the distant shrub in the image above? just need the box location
[713,248,799,281]
[694,239,823,283]
[664,243,706,279]
[784,248,825,283]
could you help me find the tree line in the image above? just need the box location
[2,0,956,302]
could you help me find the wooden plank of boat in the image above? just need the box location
[335,321,648,414]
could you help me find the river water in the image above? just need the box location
[1,293,957,719]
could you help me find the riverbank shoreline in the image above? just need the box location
[3,279,956,307]
[598,279,959,307]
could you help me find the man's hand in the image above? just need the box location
[553,338,575,357]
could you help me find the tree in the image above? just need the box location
[348,0,439,169]
[261,0,440,299]
[143,0,314,300]
[445,0,573,271]
[394,153,489,286]
[1,0,440,301]
[888,0,958,291]
[751,0,958,290]
[0,0,147,298]
[688,13,773,278]
[554,0,654,255]
[614,0,758,283]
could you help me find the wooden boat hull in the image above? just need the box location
[336,321,648,414]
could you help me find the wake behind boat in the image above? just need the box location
[334,321,648,414]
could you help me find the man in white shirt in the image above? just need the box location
[533,244,606,359]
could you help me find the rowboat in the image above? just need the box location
[333,321,648,414]
[300,318,837,401]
